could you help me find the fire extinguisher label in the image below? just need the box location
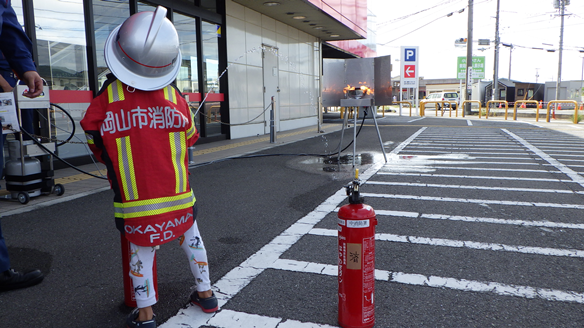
[346,243,362,270]
[363,236,375,323]
[347,220,370,228]
[338,218,346,226]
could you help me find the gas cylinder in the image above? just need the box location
[338,169,377,328]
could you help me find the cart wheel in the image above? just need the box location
[17,192,30,204]
[54,184,65,196]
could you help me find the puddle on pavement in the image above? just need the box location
[296,152,383,174]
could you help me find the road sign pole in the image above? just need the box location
[465,0,474,115]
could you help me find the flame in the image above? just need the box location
[343,84,373,95]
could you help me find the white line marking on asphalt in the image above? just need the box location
[332,209,584,230]
[390,165,562,173]
[206,309,338,328]
[504,129,584,187]
[375,172,575,183]
[373,209,584,230]
[361,193,584,209]
[366,181,582,194]
[467,120,472,125]
[309,228,584,258]
[408,117,425,123]
[383,158,540,166]
[407,146,525,151]
[208,310,281,327]
[271,259,584,304]
[159,128,428,327]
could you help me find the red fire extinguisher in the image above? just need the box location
[338,169,377,328]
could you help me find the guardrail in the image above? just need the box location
[546,100,579,123]
[395,101,413,116]
[484,100,508,119]
[461,100,482,118]
[420,101,457,117]
[512,100,539,121]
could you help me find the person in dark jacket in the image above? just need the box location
[0,0,45,292]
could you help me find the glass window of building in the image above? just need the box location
[201,21,219,94]
[200,20,221,137]
[174,12,199,93]
[93,0,129,89]
[33,0,89,91]
[11,0,24,24]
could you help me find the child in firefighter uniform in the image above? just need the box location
[80,6,217,328]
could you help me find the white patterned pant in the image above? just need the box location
[129,221,211,308]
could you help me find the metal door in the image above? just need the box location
[262,45,279,134]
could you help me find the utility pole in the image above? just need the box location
[555,0,567,100]
[492,0,500,102]
[465,0,473,115]
[508,45,513,80]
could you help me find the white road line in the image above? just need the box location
[387,165,562,173]
[271,259,584,304]
[361,193,584,209]
[418,156,542,161]
[537,149,584,153]
[309,228,584,258]
[504,129,584,188]
[371,209,584,230]
[204,309,338,328]
[159,128,427,328]
[407,147,525,151]
[383,159,541,166]
[366,181,582,194]
[546,158,584,162]
[467,120,473,125]
[375,172,575,183]
[406,151,535,156]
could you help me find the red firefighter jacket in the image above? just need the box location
[80,77,199,247]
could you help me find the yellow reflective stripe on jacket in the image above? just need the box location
[163,85,177,104]
[114,190,196,219]
[107,80,125,103]
[116,136,138,201]
[169,131,188,193]
[186,119,196,140]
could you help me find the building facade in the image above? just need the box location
[8,0,373,163]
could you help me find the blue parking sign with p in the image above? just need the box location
[405,48,416,61]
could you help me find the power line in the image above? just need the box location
[379,8,467,45]
[377,0,461,27]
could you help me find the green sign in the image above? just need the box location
[457,56,485,79]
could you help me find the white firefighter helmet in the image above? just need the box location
[104,6,182,91]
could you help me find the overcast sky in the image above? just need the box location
[370,0,584,83]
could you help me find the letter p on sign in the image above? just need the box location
[405,48,416,61]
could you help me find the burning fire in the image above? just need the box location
[343,84,373,95]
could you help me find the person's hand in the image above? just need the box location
[21,70,44,98]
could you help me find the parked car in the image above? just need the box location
[420,92,459,110]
